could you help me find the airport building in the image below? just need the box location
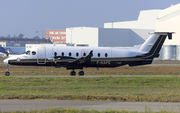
[0,38,51,47]
[65,3,180,60]
[104,10,161,30]
[45,30,66,43]
[66,10,158,47]
[66,27,153,47]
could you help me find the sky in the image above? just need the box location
[0,0,180,38]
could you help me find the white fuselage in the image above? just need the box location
[4,46,145,64]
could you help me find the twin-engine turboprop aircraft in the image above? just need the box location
[3,32,173,76]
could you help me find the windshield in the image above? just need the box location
[25,50,30,55]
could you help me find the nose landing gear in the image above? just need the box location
[5,64,10,76]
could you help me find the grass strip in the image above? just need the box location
[4,107,179,113]
[0,77,180,102]
[1,64,180,76]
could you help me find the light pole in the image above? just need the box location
[70,28,73,44]
[36,31,39,44]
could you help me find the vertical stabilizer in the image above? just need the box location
[139,32,173,58]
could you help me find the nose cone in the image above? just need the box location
[3,59,9,64]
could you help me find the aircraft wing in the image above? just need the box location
[69,50,93,65]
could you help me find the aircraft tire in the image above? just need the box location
[5,71,10,76]
[70,71,76,76]
[78,71,84,76]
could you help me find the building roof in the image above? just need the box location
[0,38,50,42]
[158,3,180,21]
[104,10,161,29]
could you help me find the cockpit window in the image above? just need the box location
[32,51,36,55]
[26,51,30,55]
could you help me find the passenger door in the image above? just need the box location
[37,47,46,64]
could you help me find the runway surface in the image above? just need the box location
[0,100,180,112]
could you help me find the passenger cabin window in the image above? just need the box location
[105,53,108,57]
[76,52,79,57]
[83,52,86,56]
[61,52,64,56]
[26,51,30,55]
[69,52,72,57]
[98,53,100,57]
[32,51,36,55]
[54,52,57,57]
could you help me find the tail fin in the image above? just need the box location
[139,32,173,58]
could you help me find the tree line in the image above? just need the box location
[0,34,42,39]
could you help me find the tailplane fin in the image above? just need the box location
[139,32,173,58]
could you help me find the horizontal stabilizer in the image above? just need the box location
[153,32,174,39]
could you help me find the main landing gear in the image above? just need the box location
[70,70,76,76]
[70,70,84,76]
[5,64,10,76]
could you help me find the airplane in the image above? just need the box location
[3,32,173,76]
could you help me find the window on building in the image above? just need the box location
[98,53,100,57]
[83,52,86,56]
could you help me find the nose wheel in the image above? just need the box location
[5,64,10,76]
[5,71,10,76]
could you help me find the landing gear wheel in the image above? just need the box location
[78,71,84,76]
[70,71,76,76]
[5,64,10,76]
[5,71,10,76]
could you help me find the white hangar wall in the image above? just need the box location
[66,10,159,47]
[104,10,161,30]
[66,27,153,47]
[66,27,98,47]
[98,28,153,47]
[156,3,180,45]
